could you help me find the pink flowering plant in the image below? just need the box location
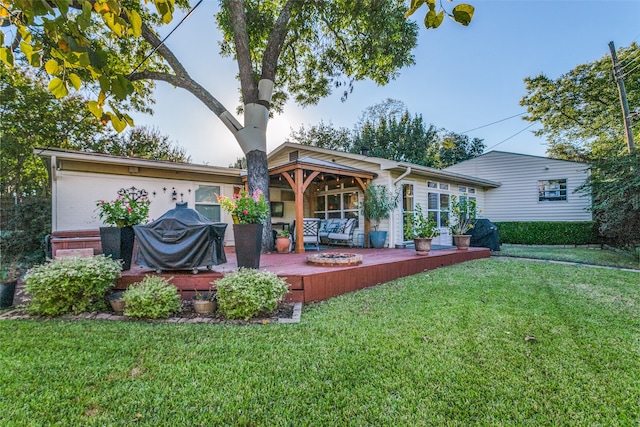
[217,189,269,224]
[96,192,150,227]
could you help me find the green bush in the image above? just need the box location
[24,256,121,316]
[122,276,182,319]
[495,221,599,245]
[215,268,289,320]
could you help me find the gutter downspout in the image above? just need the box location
[51,156,57,231]
[393,167,412,185]
[391,167,411,247]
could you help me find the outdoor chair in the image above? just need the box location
[292,218,321,251]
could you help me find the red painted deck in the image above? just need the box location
[116,247,490,303]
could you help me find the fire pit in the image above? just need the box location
[306,252,363,267]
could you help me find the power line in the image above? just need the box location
[484,122,537,151]
[460,112,526,134]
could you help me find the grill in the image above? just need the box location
[133,202,227,273]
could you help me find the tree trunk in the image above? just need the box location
[245,149,272,253]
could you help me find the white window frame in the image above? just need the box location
[194,184,222,222]
[538,179,567,202]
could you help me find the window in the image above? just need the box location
[539,179,567,201]
[427,181,438,189]
[402,184,414,241]
[195,185,221,222]
[427,192,451,228]
[315,186,360,225]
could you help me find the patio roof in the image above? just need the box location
[263,156,377,254]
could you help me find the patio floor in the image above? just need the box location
[116,246,490,303]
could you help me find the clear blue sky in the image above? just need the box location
[128,1,640,167]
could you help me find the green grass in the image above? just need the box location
[496,244,640,270]
[1,258,639,425]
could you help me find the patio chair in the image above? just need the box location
[292,218,321,251]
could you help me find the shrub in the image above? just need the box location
[495,221,599,245]
[215,268,289,320]
[24,255,121,316]
[122,276,182,319]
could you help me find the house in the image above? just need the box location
[36,144,591,254]
[443,151,592,222]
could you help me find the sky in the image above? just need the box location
[126,1,640,167]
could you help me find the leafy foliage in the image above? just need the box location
[122,276,182,319]
[495,222,599,245]
[405,203,440,238]
[577,152,640,249]
[0,195,50,267]
[24,256,121,316]
[288,99,485,168]
[405,0,475,28]
[449,195,477,235]
[217,189,269,224]
[520,43,639,160]
[96,191,150,227]
[362,184,399,231]
[85,126,190,162]
[215,268,289,320]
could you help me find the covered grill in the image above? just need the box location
[133,202,227,272]
[470,218,500,251]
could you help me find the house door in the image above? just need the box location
[401,183,414,242]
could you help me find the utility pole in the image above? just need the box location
[608,41,635,154]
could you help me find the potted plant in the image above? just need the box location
[217,189,269,268]
[1,262,21,309]
[449,195,477,250]
[192,288,216,314]
[362,184,399,248]
[275,229,291,254]
[407,204,440,254]
[96,187,150,270]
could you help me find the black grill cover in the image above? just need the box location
[133,202,227,270]
[470,219,500,251]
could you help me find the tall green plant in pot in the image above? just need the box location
[362,184,399,248]
[449,195,477,250]
[407,204,440,253]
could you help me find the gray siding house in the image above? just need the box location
[444,151,592,222]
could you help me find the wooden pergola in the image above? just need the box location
[267,156,377,253]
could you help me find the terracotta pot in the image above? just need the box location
[275,236,291,254]
[109,292,125,314]
[193,299,216,314]
[453,234,471,250]
[413,237,433,254]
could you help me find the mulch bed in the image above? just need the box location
[1,299,296,325]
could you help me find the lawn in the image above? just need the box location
[496,244,640,270]
[1,258,638,426]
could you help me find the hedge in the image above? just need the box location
[494,221,600,246]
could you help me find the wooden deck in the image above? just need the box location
[116,247,490,303]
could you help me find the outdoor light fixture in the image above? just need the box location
[171,187,177,201]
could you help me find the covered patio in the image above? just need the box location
[266,156,377,253]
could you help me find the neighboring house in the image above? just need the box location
[444,151,592,222]
[36,145,591,251]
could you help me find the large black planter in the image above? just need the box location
[233,223,263,269]
[100,226,135,270]
[0,281,17,308]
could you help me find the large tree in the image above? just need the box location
[1,0,473,250]
[520,43,639,161]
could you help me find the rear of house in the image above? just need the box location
[444,151,592,222]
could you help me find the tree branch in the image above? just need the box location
[261,0,296,81]
[227,0,257,105]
